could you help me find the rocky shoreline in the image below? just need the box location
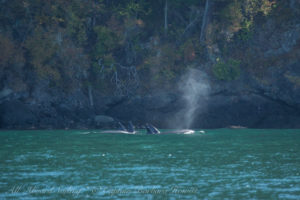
[1,84,300,129]
[2,60,300,129]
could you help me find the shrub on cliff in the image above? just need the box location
[212,58,241,81]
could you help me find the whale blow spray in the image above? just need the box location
[175,69,210,128]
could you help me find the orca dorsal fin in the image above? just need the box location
[127,121,135,133]
[145,124,160,134]
[145,123,154,134]
[149,124,160,134]
[118,121,127,131]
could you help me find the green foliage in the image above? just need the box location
[139,42,182,85]
[0,34,15,67]
[213,58,241,81]
[160,69,176,80]
[92,26,120,65]
[0,0,287,93]
[237,20,254,41]
[285,74,300,88]
[24,27,60,81]
[0,33,25,91]
[170,0,200,8]
[179,38,203,63]
[66,8,87,45]
[167,26,185,41]
[102,54,116,67]
[216,0,276,42]
[117,0,151,18]
[220,0,244,30]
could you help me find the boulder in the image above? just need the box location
[0,88,13,100]
[94,115,114,125]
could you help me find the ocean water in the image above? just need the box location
[0,129,299,199]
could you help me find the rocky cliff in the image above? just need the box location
[1,0,300,129]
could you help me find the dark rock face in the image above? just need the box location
[102,92,300,129]
[196,93,300,129]
[0,85,94,129]
[0,100,37,128]
[1,87,300,129]
[106,93,180,127]
[1,58,300,129]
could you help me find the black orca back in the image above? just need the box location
[149,124,160,134]
[145,123,160,134]
[118,122,127,131]
[127,121,135,133]
[145,124,154,134]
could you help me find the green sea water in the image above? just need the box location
[0,129,299,199]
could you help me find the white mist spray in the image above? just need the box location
[175,69,210,128]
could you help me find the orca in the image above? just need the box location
[99,122,196,135]
[118,121,127,131]
[145,124,154,134]
[127,121,135,133]
[150,124,160,134]
[100,130,135,134]
[145,123,160,134]
[100,121,136,134]
[145,124,195,135]
[161,129,195,135]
